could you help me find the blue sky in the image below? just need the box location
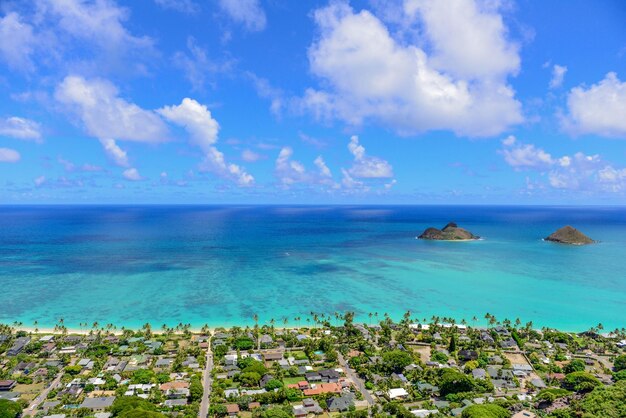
[0,0,625,204]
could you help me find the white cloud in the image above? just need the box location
[549,64,567,89]
[157,98,219,151]
[154,0,199,13]
[158,98,254,186]
[1,1,155,75]
[56,76,168,143]
[500,135,553,169]
[37,0,154,67]
[0,147,20,163]
[242,149,262,162]
[34,175,46,186]
[274,148,339,190]
[0,116,42,141]
[562,72,626,138]
[218,0,266,32]
[275,147,307,188]
[173,37,233,91]
[314,156,332,178]
[302,1,522,137]
[0,12,36,72]
[99,138,129,167]
[248,73,284,116]
[501,137,626,192]
[58,157,103,172]
[403,0,520,80]
[122,167,142,181]
[347,136,393,178]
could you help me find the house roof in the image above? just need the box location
[80,396,116,409]
[303,383,342,396]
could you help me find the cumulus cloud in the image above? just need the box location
[301,0,523,137]
[99,138,129,167]
[346,135,393,178]
[501,136,626,192]
[500,135,553,170]
[157,98,254,186]
[0,147,20,163]
[274,147,338,190]
[0,12,36,72]
[55,75,168,167]
[0,116,42,141]
[561,72,626,138]
[314,156,332,178]
[549,64,567,89]
[122,167,142,181]
[218,0,266,32]
[56,76,168,143]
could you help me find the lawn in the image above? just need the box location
[282,377,303,385]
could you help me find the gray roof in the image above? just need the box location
[80,396,116,409]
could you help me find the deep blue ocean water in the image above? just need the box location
[0,205,624,331]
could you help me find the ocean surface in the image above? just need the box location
[0,205,624,332]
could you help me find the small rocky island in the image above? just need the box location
[545,225,595,245]
[418,222,479,241]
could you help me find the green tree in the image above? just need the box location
[562,371,601,392]
[111,396,157,416]
[381,350,412,373]
[563,359,585,374]
[614,354,626,372]
[575,380,626,417]
[461,404,510,418]
[0,400,21,418]
[439,368,475,396]
[189,377,203,402]
[264,379,283,390]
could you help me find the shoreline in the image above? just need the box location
[9,323,620,337]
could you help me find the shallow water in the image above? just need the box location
[0,205,624,331]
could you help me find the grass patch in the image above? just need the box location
[282,377,303,385]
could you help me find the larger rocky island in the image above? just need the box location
[545,225,595,245]
[418,222,479,241]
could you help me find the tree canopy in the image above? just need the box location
[461,404,510,418]
[0,400,21,418]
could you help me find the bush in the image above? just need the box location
[614,355,626,372]
[431,351,448,364]
[234,337,254,350]
[461,404,510,418]
[264,379,283,390]
[563,359,585,374]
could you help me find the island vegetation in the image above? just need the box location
[544,226,595,245]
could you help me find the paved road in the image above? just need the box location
[338,352,375,406]
[199,343,214,418]
[24,365,67,415]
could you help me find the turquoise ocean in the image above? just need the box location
[0,205,624,331]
